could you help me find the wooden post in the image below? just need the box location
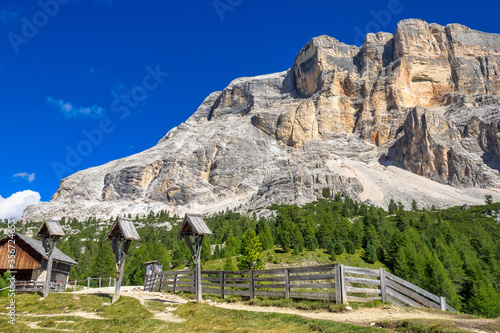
[74,280,77,291]
[158,273,163,292]
[379,268,387,303]
[112,238,131,304]
[440,297,447,311]
[284,268,290,299]
[196,255,202,302]
[99,277,102,288]
[249,270,254,299]
[173,272,177,294]
[340,264,347,304]
[334,263,341,304]
[109,277,112,287]
[42,238,57,298]
[220,271,225,299]
[87,277,90,289]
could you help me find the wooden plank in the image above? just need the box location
[284,269,289,299]
[289,292,336,301]
[387,287,422,308]
[249,271,254,299]
[254,290,286,298]
[254,283,286,289]
[202,287,221,294]
[347,296,381,303]
[289,273,335,281]
[201,276,220,282]
[387,295,405,307]
[175,286,194,292]
[385,272,440,303]
[201,282,221,287]
[289,283,335,289]
[254,269,286,275]
[345,286,381,294]
[287,265,335,274]
[224,283,250,288]
[224,276,250,282]
[344,266,380,277]
[201,270,224,275]
[254,276,285,282]
[345,277,381,286]
[386,280,440,309]
[220,272,225,299]
[221,270,251,275]
[341,265,347,304]
[380,268,387,303]
[335,263,341,304]
[223,289,250,296]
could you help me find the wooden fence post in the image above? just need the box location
[249,270,254,299]
[334,263,341,304]
[380,268,387,303]
[340,265,347,304]
[192,271,196,294]
[284,268,290,299]
[109,277,112,287]
[220,271,225,299]
[440,297,447,311]
[158,273,163,292]
[173,272,177,294]
[99,277,102,288]
[74,280,77,291]
[87,277,90,289]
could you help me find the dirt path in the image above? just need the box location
[73,287,500,332]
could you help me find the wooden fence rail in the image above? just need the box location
[70,277,116,291]
[144,264,456,312]
[15,281,64,293]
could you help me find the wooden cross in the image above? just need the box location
[105,218,140,304]
[177,214,212,303]
[36,221,64,298]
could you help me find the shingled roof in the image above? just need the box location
[0,233,77,266]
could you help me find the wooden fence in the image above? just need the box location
[70,277,116,291]
[15,281,64,293]
[144,264,456,312]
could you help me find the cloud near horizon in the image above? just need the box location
[47,96,105,119]
[14,172,35,183]
[0,190,41,221]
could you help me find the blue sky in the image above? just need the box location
[0,0,499,219]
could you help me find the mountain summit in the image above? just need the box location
[24,19,500,221]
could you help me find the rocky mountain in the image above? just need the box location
[23,19,500,221]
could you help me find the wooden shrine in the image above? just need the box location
[176,214,212,302]
[36,220,65,298]
[105,218,140,303]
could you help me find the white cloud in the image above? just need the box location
[0,190,41,221]
[47,96,105,119]
[14,172,35,183]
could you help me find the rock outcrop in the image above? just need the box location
[23,19,500,221]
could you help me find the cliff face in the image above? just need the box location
[23,19,500,221]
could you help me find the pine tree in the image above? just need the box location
[363,239,378,264]
[237,229,264,270]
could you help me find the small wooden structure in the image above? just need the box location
[36,221,65,298]
[105,218,140,303]
[176,213,212,302]
[0,233,76,289]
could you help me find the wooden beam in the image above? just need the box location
[42,237,57,298]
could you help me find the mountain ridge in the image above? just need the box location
[22,19,500,221]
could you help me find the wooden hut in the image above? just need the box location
[0,233,77,288]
